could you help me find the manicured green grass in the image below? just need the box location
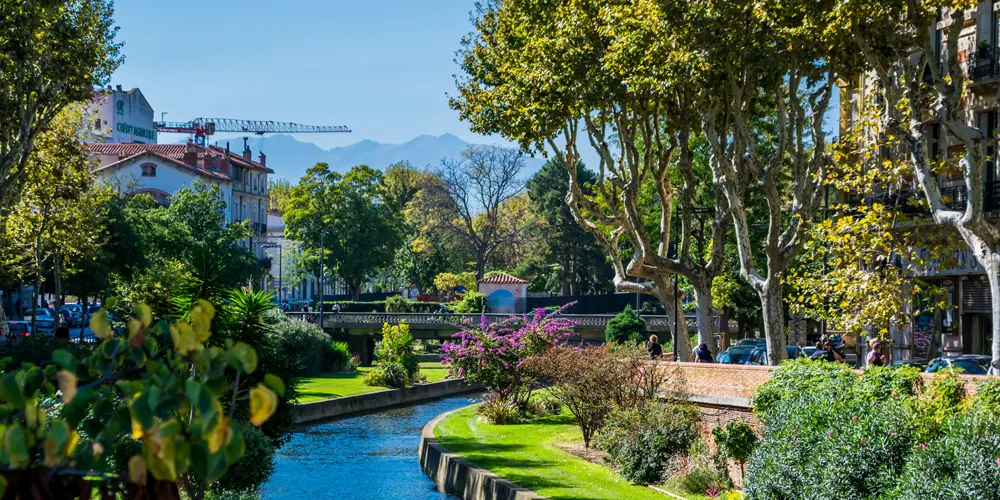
[296,367,386,402]
[434,404,672,500]
[420,361,451,383]
[296,362,454,403]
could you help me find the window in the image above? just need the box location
[140,163,157,177]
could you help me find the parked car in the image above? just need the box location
[925,355,991,376]
[23,309,55,333]
[61,304,83,326]
[5,321,34,341]
[736,338,768,348]
[745,345,805,365]
[801,346,818,358]
[717,346,757,364]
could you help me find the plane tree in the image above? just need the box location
[451,0,736,358]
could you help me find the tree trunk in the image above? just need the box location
[53,254,63,331]
[759,280,787,365]
[719,307,730,351]
[31,250,42,334]
[660,287,692,362]
[79,292,89,342]
[986,258,1000,374]
[474,254,487,281]
[691,279,718,355]
[0,293,7,336]
[350,282,361,302]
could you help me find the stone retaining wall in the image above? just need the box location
[419,408,545,500]
[292,378,479,424]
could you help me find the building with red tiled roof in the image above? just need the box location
[87,139,272,258]
[477,273,528,313]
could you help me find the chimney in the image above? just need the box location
[221,144,231,175]
[242,136,252,161]
[183,139,198,166]
[115,84,122,91]
[258,151,266,167]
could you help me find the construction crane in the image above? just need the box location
[155,117,351,145]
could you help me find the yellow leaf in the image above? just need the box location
[128,455,147,486]
[136,304,152,328]
[90,310,111,339]
[170,322,198,355]
[249,385,278,427]
[56,370,76,404]
[207,416,228,453]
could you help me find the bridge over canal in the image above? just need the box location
[285,312,677,364]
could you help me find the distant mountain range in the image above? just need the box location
[205,133,546,181]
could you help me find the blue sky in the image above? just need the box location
[111,1,838,157]
[111,0,486,149]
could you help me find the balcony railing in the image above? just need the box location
[968,47,1000,81]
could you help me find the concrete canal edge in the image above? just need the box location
[419,406,546,500]
[292,378,480,424]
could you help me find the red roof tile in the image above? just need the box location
[92,151,231,181]
[87,143,274,174]
[477,272,528,285]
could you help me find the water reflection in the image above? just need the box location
[263,396,477,499]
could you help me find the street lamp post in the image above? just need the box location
[319,231,328,328]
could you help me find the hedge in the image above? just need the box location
[321,300,444,313]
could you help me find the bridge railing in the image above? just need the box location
[284,311,674,332]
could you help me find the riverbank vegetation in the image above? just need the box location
[744,360,1000,499]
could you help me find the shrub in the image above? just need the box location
[384,294,411,312]
[271,318,331,376]
[0,335,97,368]
[449,291,488,313]
[744,361,914,500]
[678,466,729,496]
[211,426,276,495]
[974,376,1000,414]
[529,391,563,416]
[364,322,420,388]
[596,402,699,484]
[712,421,758,482]
[639,300,664,315]
[892,412,1000,500]
[476,390,522,424]
[527,345,621,446]
[322,341,355,372]
[442,308,575,408]
[909,369,968,441]
[605,305,647,344]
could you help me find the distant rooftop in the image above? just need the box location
[478,272,527,285]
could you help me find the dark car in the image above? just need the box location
[717,346,756,364]
[736,338,767,348]
[5,321,34,341]
[925,355,991,376]
[745,345,805,365]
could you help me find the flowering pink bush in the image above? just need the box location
[441,308,576,406]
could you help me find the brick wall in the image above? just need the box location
[655,361,990,409]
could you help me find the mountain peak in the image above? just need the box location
[193,134,544,181]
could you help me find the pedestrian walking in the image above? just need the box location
[694,342,715,363]
[867,341,888,367]
[647,335,663,360]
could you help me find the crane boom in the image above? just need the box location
[155,118,351,142]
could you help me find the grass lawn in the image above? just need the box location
[434,404,674,500]
[296,362,454,403]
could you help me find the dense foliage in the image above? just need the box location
[595,402,699,484]
[745,360,1000,500]
[442,309,574,409]
[364,323,420,389]
[604,305,647,344]
[0,300,281,499]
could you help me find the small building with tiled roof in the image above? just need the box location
[478,272,528,313]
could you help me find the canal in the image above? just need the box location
[263,395,478,499]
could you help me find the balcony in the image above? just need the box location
[933,181,1000,212]
[968,47,1000,87]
